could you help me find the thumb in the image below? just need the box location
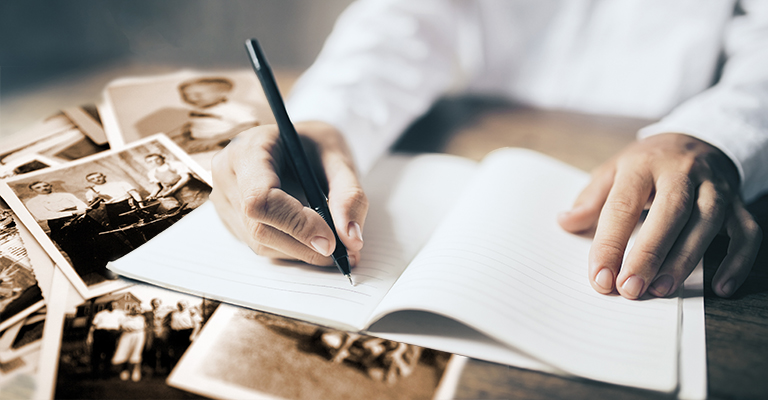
[558,164,616,234]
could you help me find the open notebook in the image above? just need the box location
[109,148,681,392]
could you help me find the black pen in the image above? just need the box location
[245,38,353,286]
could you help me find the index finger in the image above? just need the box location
[589,168,653,294]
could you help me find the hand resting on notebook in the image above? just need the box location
[210,121,367,267]
[557,133,761,299]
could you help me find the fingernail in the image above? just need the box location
[348,254,357,267]
[720,278,736,297]
[649,275,674,297]
[595,268,613,291]
[621,275,645,298]
[310,236,331,256]
[348,222,363,243]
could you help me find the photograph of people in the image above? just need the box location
[84,172,143,229]
[111,304,147,382]
[87,300,123,380]
[171,77,260,154]
[101,70,271,169]
[166,306,456,400]
[54,285,218,398]
[0,136,212,298]
[22,180,112,281]
[145,153,208,211]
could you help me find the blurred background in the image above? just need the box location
[0,0,354,137]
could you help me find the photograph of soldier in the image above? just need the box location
[0,136,211,295]
[55,285,218,398]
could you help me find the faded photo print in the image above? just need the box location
[0,106,109,180]
[1,136,211,296]
[102,70,272,168]
[169,306,457,400]
[54,284,218,399]
[0,201,44,333]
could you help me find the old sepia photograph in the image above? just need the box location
[169,305,463,400]
[0,106,110,180]
[52,283,219,399]
[0,200,45,333]
[0,135,212,299]
[0,307,46,387]
[101,70,272,168]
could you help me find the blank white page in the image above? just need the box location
[109,153,477,330]
[370,148,679,392]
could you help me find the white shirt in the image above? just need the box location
[25,192,87,221]
[287,0,768,202]
[147,161,191,184]
[169,309,195,330]
[119,314,146,332]
[92,309,125,331]
[85,181,136,203]
[188,100,259,139]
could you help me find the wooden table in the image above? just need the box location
[393,97,768,400]
[3,68,766,400]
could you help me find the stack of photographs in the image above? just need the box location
[0,70,464,400]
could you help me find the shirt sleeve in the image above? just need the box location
[85,188,97,203]
[286,0,479,174]
[119,181,136,193]
[638,0,768,203]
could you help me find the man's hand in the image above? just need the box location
[558,133,762,299]
[210,121,368,267]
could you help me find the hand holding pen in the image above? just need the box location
[209,42,368,282]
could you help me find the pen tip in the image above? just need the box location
[346,274,354,286]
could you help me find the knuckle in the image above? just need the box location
[697,193,728,222]
[592,236,627,267]
[242,187,282,221]
[665,190,693,217]
[667,172,695,195]
[743,218,762,242]
[633,247,664,268]
[304,252,332,267]
[603,197,642,220]
[667,248,699,271]
[287,212,310,239]
[242,189,270,220]
[250,222,272,242]
[342,187,369,212]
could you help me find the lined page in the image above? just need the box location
[370,148,679,392]
[109,153,477,330]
